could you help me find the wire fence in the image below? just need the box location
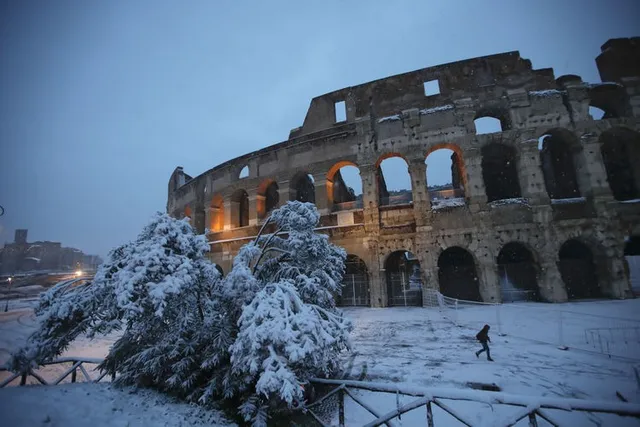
[425,290,640,360]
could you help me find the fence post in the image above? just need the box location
[71,367,77,383]
[20,372,27,386]
[426,401,434,427]
[528,412,539,427]
[496,303,503,335]
[558,310,567,350]
[338,387,345,427]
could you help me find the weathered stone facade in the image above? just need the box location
[167,38,640,306]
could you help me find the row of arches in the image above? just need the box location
[198,127,640,231]
[335,239,609,307]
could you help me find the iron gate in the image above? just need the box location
[339,273,370,306]
[387,272,423,307]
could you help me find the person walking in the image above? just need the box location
[475,324,494,361]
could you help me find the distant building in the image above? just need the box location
[0,229,103,275]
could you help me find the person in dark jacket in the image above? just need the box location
[475,324,494,361]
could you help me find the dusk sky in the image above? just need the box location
[1,0,639,257]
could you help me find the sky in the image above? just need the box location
[1,0,639,257]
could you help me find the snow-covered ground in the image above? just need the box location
[0,383,234,427]
[1,298,640,426]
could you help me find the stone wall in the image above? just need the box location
[167,38,640,306]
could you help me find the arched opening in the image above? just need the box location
[589,106,605,120]
[230,189,249,228]
[497,243,540,302]
[559,240,600,300]
[474,117,503,134]
[327,162,363,211]
[377,155,412,206]
[481,143,521,202]
[289,172,315,204]
[624,236,640,295]
[209,195,224,232]
[600,128,640,201]
[239,165,249,179]
[184,206,192,223]
[338,255,370,306]
[257,179,279,220]
[437,247,481,301]
[539,130,581,200]
[425,145,466,208]
[385,250,423,306]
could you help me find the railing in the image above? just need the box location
[305,378,640,427]
[0,357,113,388]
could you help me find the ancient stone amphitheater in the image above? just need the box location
[167,37,640,307]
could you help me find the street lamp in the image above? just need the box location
[4,277,12,312]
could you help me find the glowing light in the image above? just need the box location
[75,270,83,277]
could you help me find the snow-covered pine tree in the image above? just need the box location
[9,213,221,397]
[223,201,353,425]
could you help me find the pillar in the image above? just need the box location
[408,158,430,226]
[312,173,331,215]
[223,198,233,230]
[477,261,501,303]
[539,261,568,302]
[277,181,290,208]
[359,164,380,233]
[517,144,550,206]
[462,149,487,212]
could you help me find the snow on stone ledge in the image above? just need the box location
[590,81,623,88]
[488,198,529,207]
[528,89,566,97]
[621,198,640,204]
[378,114,401,123]
[551,197,586,205]
[419,104,454,115]
[431,197,465,211]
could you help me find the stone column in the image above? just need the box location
[193,203,206,235]
[364,238,385,307]
[579,135,615,202]
[517,144,550,206]
[359,164,380,233]
[312,173,331,215]
[539,261,568,302]
[277,181,290,208]
[477,261,501,303]
[408,158,430,226]
[462,149,487,213]
[223,198,233,231]
[248,190,260,226]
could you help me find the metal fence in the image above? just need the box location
[387,273,422,307]
[304,378,640,426]
[339,274,370,307]
[0,357,113,388]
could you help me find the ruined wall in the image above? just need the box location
[167,38,640,306]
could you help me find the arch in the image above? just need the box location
[599,128,640,201]
[437,247,481,301]
[558,239,600,300]
[474,108,510,135]
[257,179,279,219]
[589,84,627,119]
[589,106,605,120]
[338,255,370,306]
[239,165,249,179]
[539,129,581,200]
[481,143,521,202]
[377,155,412,206]
[289,172,315,204]
[184,206,192,222]
[425,143,467,206]
[385,250,423,306]
[327,161,363,211]
[209,194,224,232]
[497,242,540,302]
[230,189,249,228]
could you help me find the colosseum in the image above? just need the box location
[167,37,640,307]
